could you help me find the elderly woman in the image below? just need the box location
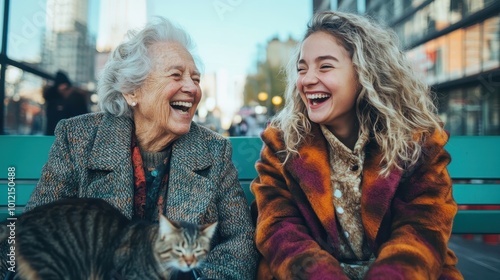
[21,17,257,279]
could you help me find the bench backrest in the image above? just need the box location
[1,135,499,234]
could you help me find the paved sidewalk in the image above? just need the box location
[449,235,500,279]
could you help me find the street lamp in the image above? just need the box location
[271,96,283,106]
[257,91,268,102]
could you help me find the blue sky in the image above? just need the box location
[7,0,312,77]
[144,0,312,75]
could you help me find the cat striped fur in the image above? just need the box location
[0,198,217,280]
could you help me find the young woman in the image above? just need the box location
[252,11,463,280]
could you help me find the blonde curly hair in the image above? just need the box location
[271,11,443,177]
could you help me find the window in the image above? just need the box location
[464,86,482,135]
[440,84,500,135]
[449,0,465,24]
[448,28,465,79]
[7,0,47,67]
[444,88,466,136]
[424,36,448,84]
[468,0,485,14]
[483,84,500,135]
[464,23,481,75]
[433,0,451,32]
[482,14,500,71]
[4,67,45,135]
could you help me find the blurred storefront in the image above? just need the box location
[336,0,500,135]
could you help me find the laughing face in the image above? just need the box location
[125,41,202,141]
[296,31,359,134]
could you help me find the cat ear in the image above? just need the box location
[201,222,218,239]
[159,215,177,240]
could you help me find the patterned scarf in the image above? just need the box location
[131,134,172,220]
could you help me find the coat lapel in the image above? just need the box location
[88,114,133,170]
[360,142,403,249]
[284,124,403,253]
[285,124,339,244]
[165,123,214,221]
[85,114,135,218]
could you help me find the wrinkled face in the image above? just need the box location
[126,41,202,138]
[296,31,359,131]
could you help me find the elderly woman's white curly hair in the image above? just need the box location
[97,17,202,117]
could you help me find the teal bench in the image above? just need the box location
[1,135,500,234]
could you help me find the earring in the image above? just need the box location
[131,101,137,107]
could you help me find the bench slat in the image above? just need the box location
[0,183,36,206]
[1,135,499,234]
[0,136,53,179]
[446,136,500,179]
[452,210,500,234]
[453,184,500,205]
[0,209,25,222]
[230,137,262,180]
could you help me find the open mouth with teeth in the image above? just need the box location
[170,101,193,112]
[307,93,331,105]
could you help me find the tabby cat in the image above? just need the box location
[0,198,217,280]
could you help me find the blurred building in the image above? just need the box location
[41,0,95,87]
[197,72,220,131]
[334,0,500,135]
[95,0,147,80]
[195,70,247,134]
[96,0,147,53]
[267,37,299,69]
[242,36,299,135]
[313,0,332,13]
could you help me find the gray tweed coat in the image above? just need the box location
[25,112,258,280]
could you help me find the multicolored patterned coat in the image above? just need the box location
[251,124,463,279]
[23,112,258,280]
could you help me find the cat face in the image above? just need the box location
[155,215,217,273]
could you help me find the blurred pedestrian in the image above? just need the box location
[43,71,88,135]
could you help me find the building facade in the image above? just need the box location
[335,0,500,135]
[41,0,95,87]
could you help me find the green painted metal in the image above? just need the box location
[239,181,254,205]
[1,135,499,233]
[4,135,498,180]
[229,137,262,180]
[0,135,54,179]
[452,210,500,234]
[0,183,36,205]
[0,211,24,222]
[453,184,500,205]
[446,136,500,179]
